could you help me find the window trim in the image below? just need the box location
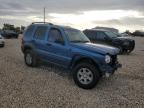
[48,27,65,45]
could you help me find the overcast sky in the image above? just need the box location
[0,0,144,32]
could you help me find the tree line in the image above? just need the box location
[0,24,25,34]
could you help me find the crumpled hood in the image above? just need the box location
[70,42,120,55]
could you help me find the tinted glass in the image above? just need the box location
[96,31,106,40]
[104,31,120,38]
[84,31,96,40]
[48,28,64,44]
[24,25,35,37]
[34,26,47,40]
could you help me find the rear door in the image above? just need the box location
[45,27,71,68]
[33,26,48,59]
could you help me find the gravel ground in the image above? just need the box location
[0,37,144,108]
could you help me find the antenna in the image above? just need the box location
[44,7,45,23]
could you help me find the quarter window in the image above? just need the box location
[24,25,35,37]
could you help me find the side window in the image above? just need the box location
[24,25,35,37]
[86,31,96,40]
[96,31,106,40]
[48,28,64,45]
[34,26,47,40]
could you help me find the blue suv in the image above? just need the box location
[21,22,121,89]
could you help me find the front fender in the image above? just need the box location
[70,55,101,69]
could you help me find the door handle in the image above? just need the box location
[46,43,52,46]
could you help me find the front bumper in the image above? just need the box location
[123,40,135,51]
[100,62,122,75]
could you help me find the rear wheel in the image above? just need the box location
[73,62,100,89]
[15,35,18,39]
[24,50,38,67]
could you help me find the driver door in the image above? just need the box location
[45,27,71,68]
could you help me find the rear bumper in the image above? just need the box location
[0,40,5,45]
[100,63,122,75]
[3,34,18,39]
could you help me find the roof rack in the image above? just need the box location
[32,22,53,25]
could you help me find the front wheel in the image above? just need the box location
[125,49,133,54]
[117,46,123,54]
[24,50,38,67]
[73,62,100,89]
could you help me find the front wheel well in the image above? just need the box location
[72,57,100,72]
[23,46,32,53]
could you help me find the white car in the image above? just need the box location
[0,34,5,47]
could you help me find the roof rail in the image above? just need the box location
[31,22,53,25]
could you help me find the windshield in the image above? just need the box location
[104,31,121,38]
[64,28,90,43]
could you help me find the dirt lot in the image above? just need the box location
[0,37,144,108]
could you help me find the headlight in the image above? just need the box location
[105,55,111,63]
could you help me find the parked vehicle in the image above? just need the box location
[21,22,121,89]
[132,30,144,37]
[1,30,18,39]
[121,33,131,37]
[0,34,5,47]
[83,29,135,54]
[94,27,119,33]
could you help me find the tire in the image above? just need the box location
[72,62,100,89]
[24,50,38,67]
[15,35,18,39]
[125,49,132,54]
[1,44,4,47]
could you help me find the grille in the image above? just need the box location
[131,40,135,47]
[110,55,117,65]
